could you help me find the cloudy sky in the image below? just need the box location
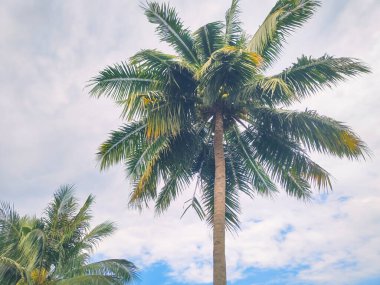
[1,0,380,284]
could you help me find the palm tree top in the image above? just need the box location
[0,185,139,285]
[89,0,369,229]
[89,1,369,284]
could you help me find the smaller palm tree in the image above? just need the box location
[0,185,139,285]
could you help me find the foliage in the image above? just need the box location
[89,0,369,231]
[0,185,139,285]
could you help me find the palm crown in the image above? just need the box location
[89,0,369,284]
[0,185,138,285]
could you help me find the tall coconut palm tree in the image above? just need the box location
[89,1,370,284]
[0,185,139,285]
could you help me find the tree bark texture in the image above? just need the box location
[213,109,226,285]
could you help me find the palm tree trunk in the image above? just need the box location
[213,109,226,285]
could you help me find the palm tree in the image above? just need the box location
[89,1,370,284]
[0,185,139,285]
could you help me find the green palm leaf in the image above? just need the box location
[78,259,139,284]
[199,149,241,232]
[1,187,138,285]
[225,0,242,45]
[89,62,159,100]
[248,0,321,67]
[243,75,297,106]
[90,1,370,283]
[194,21,225,62]
[98,122,147,170]
[142,2,199,64]
[250,107,369,158]
[230,125,278,195]
[276,55,370,98]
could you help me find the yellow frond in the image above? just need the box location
[248,52,263,66]
[340,131,359,151]
[196,57,213,80]
[220,46,239,53]
[31,268,48,284]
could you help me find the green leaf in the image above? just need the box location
[276,55,371,98]
[194,21,224,62]
[225,0,242,45]
[250,107,369,159]
[248,0,321,67]
[98,122,147,170]
[143,2,199,64]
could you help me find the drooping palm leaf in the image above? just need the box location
[154,131,201,214]
[77,259,139,284]
[142,2,199,64]
[248,0,321,67]
[250,129,332,190]
[98,122,147,170]
[242,75,297,107]
[230,125,278,195]
[249,107,368,158]
[89,63,162,121]
[276,55,370,98]
[198,145,241,232]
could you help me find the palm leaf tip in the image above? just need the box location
[248,0,321,66]
[277,55,371,98]
[339,130,370,160]
[225,0,242,45]
[142,1,199,64]
[194,21,224,62]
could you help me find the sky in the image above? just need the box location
[1,0,380,284]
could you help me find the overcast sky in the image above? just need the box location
[1,0,380,284]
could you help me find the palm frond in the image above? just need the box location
[56,275,121,285]
[190,139,241,232]
[80,259,139,284]
[89,63,161,121]
[278,170,312,199]
[127,136,171,209]
[98,122,147,170]
[253,131,331,189]
[80,222,116,253]
[243,75,297,106]
[142,2,199,64]
[248,0,321,67]
[0,263,21,285]
[131,49,176,71]
[225,0,242,45]
[0,202,21,253]
[230,125,278,195]
[224,143,255,198]
[201,172,241,232]
[155,167,192,215]
[129,49,198,137]
[194,21,224,62]
[276,55,371,98]
[0,257,26,281]
[144,97,188,138]
[44,185,78,235]
[250,107,369,159]
[152,130,203,214]
[18,228,46,271]
[89,62,159,100]
[197,46,261,105]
